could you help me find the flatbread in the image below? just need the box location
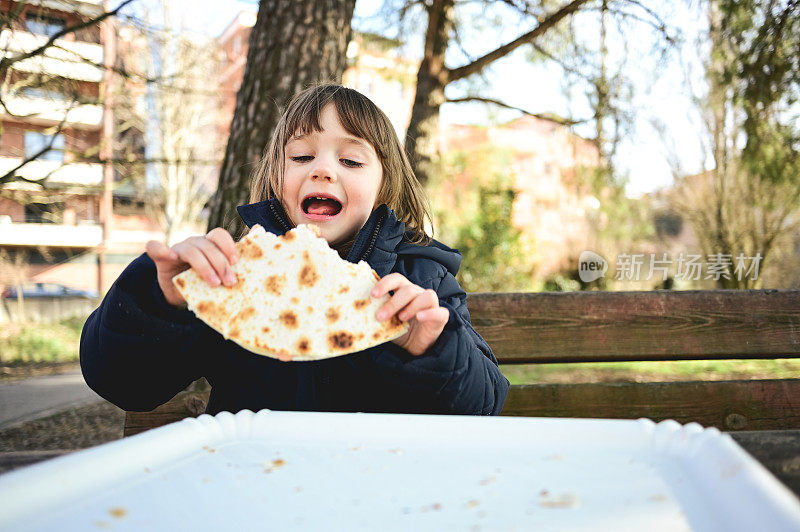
[172,224,408,361]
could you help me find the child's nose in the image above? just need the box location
[310,159,337,182]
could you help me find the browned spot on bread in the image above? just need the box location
[283,231,296,242]
[274,243,282,249]
[229,328,241,339]
[236,238,263,259]
[372,331,381,340]
[261,326,271,333]
[328,331,354,351]
[299,262,320,288]
[175,277,186,288]
[196,301,229,324]
[280,310,298,329]
[232,307,256,324]
[338,285,349,294]
[291,297,299,305]
[357,333,365,340]
[372,271,380,281]
[307,306,313,313]
[303,250,310,260]
[353,299,369,310]
[326,307,340,323]
[265,274,286,296]
[385,315,403,330]
[297,337,310,354]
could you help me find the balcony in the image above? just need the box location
[0,157,103,187]
[0,219,102,247]
[0,29,104,82]
[0,94,103,127]
[32,1,105,18]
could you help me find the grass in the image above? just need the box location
[0,316,86,364]
[501,359,800,385]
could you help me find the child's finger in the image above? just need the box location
[371,272,410,298]
[206,227,239,265]
[397,289,439,322]
[416,307,449,324]
[146,240,179,262]
[185,236,237,286]
[171,240,223,286]
[376,284,424,321]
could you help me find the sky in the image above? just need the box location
[135,0,709,198]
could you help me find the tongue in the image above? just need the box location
[306,199,340,216]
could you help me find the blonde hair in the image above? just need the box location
[250,83,432,245]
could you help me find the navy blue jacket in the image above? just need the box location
[80,199,509,416]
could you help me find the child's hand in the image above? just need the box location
[145,228,239,308]
[371,273,450,356]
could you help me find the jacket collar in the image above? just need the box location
[236,198,405,276]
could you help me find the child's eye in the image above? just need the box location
[341,159,363,168]
[290,156,313,163]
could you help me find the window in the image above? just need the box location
[24,202,63,224]
[20,86,68,101]
[25,14,66,37]
[25,131,66,162]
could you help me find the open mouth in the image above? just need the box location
[302,195,343,217]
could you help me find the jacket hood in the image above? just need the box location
[236,198,461,277]
[395,237,462,277]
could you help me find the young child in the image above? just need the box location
[80,84,509,416]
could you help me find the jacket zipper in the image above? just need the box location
[357,210,388,262]
[268,201,293,233]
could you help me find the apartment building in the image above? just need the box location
[0,0,157,295]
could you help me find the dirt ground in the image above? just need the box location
[0,400,125,452]
[0,363,126,473]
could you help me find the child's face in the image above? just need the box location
[282,104,383,246]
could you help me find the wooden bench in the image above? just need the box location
[123,289,800,493]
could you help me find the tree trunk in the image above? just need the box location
[404,0,455,188]
[207,0,356,235]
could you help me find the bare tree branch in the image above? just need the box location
[445,95,590,125]
[46,43,227,94]
[0,2,25,35]
[532,42,594,82]
[447,0,591,82]
[600,6,674,43]
[0,99,76,185]
[0,0,137,76]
